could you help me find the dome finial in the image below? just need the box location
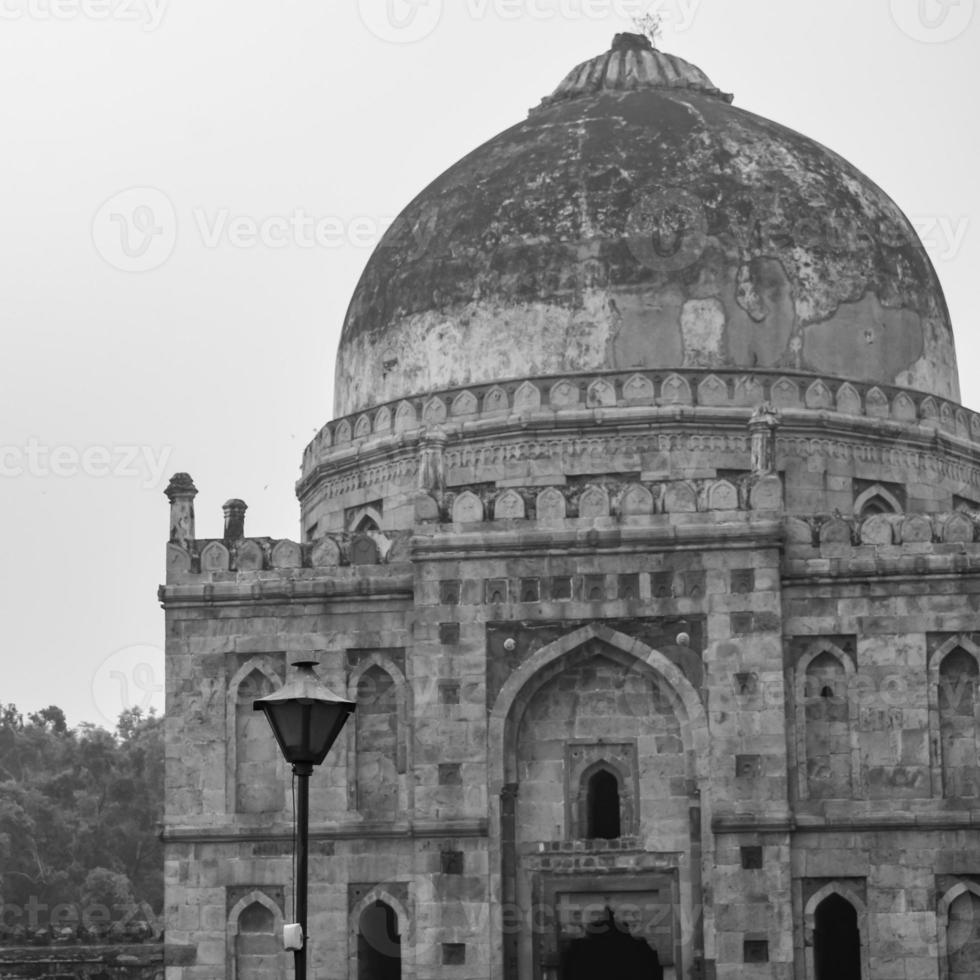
[535,34,733,110]
[611,32,655,53]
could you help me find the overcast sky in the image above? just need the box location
[1,0,977,728]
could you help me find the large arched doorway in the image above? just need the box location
[560,909,663,980]
[813,893,862,980]
[506,636,693,978]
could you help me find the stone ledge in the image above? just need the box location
[411,520,783,560]
[162,818,488,843]
[713,812,980,833]
[158,572,414,608]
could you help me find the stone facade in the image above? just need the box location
[162,33,979,980]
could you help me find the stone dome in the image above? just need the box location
[334,33,958,417]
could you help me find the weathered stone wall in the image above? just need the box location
[164,386,980,980]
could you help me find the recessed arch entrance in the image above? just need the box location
[488,622,709,980]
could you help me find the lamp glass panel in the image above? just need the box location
[309,702,351,763]
[266,701,306,761]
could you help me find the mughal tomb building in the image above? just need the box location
[162,34,980,980]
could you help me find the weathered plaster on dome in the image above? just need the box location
[333,40,959,415]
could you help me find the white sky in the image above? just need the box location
[1,0,977,728]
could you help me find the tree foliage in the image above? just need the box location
[0,704,163,940]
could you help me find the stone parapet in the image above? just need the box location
[783,512,980,581]
[302,369,979,481]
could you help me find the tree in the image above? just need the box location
[0,704,163,942]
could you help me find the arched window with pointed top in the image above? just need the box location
[853,484,903,519]
[348,504,383,534]
[586,768,621,840]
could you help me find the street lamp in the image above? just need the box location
[254,659,356,980]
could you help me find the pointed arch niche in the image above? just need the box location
[939,881,980,980]
[795,642,860,801]
[802,882,868,980]
[226,891,286,980]
[853,484,903,519]
[347,653,410,819]
[348,886,413,980]
[226,659,285,814]
[928,637,980,799]
[487,623,709,980]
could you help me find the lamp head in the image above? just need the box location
[253,660,356,768]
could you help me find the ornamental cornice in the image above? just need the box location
[300,368,980,488]
[297,411,980,504]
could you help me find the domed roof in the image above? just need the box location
[334,34,958,417]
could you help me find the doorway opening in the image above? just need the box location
[813,893,861,980]
[560,908,663,980]
[357,901,401,980]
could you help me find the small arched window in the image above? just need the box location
[853,484,903,520]
[586,769,621,840]
[858,497,890,518]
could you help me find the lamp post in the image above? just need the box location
[254,660,356,980]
